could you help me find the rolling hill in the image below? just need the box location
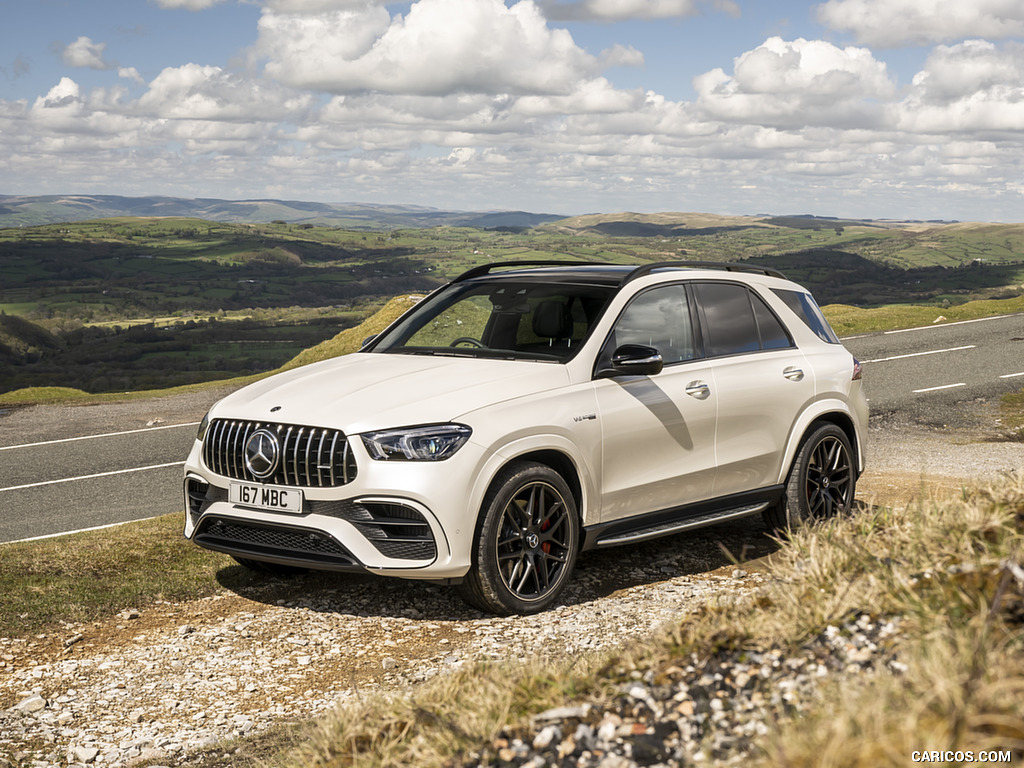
[0,195,565,230]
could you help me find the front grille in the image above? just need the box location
[193,516,361,569]
[312,500,437,561]
[203,419,357,488]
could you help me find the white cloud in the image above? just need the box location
[543,0,698,22]
[62,37,110,70]
[257,0,601,95]
[816,0,1024,48]
[136,63,314,121]
[541,0,739,22]
[693,37,895,129]
[119,67,146,85]
[897,41,1024,133]
[32,78,85,113]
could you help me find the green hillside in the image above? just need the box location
[2,211,1023,396]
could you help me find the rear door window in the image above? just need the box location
[696,282,793,357]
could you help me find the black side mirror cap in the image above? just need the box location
[596,344,664,378]
[361,334,377,348]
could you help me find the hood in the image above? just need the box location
[210,352,570,433]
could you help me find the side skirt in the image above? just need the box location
[581,486,784,551]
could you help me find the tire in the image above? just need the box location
[458,461,580,616]
[231,556,308,577]
[764,423,856,533]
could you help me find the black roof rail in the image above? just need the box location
[621,260,787,284]
[453,260,599,283]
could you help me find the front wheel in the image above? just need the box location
[764,423,856,533]
[458,461,579,615]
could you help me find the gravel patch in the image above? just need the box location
[468,612,905,767]
[0,564,767,768]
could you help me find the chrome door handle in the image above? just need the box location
[783,366,804,381]
[686,381,711,399]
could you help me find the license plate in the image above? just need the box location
[229,482,304,514]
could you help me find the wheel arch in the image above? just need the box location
[779,404,864,485]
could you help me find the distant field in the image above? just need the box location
[2,213,1022,395]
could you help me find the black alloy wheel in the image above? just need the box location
[804,431,854,519]
[764,422,856,533]
[458,461,579,615]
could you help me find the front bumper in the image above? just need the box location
[182,433,486,580]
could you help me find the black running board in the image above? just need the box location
[582,487,782,551]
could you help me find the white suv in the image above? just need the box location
[183,261,867,615]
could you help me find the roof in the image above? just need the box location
[453,260,787,286]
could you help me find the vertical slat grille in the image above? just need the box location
[203,419,357,488]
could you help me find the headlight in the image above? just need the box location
[196,412,211,442]
[361,424,472,461]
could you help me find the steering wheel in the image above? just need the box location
[450,337,485,348]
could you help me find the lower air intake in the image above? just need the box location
[193,516,361,570]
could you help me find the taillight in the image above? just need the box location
[852,357,863,381]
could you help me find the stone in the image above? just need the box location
[15,693,46,713]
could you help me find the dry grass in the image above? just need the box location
[0,514,246,636]
[273,658,609,768]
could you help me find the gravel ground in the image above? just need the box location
[1,393,1021,768]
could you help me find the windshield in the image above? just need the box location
[368,280,616,362]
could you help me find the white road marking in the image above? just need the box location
[883,313,1022,335]
[0,462,185,493]
[861,345,975,364]
[913,383,967,393]
[0,422,200,452]
[1001,372,1024,379]
[2,516,162,545]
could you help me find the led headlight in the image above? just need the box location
[362,424,472,461]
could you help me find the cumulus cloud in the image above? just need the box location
[542,0,739,22]
[136,63,314,121]
[543,0,698,22]
[816,0,1024,48]
[257,0,601,95]
[62,37,111,70]
[693,37,895,129]
[897,40,1024,132]
[119,67,146,85]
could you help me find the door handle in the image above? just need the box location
[685,381,711,399]
[783,366,804,381]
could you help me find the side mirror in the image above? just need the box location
[361,334,377,348]
[596,344,664,378]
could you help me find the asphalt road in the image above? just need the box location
[842,311,1024,427]
[1,311,1022,543]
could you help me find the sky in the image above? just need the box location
[2,0,1024,222]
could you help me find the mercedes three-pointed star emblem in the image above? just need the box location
[244,428,280,480]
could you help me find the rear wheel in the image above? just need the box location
[764,423,856,533]
[458,461,579,615]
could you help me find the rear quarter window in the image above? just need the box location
[772,288,841,344]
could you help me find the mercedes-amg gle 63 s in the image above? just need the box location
[183,261,867,615]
